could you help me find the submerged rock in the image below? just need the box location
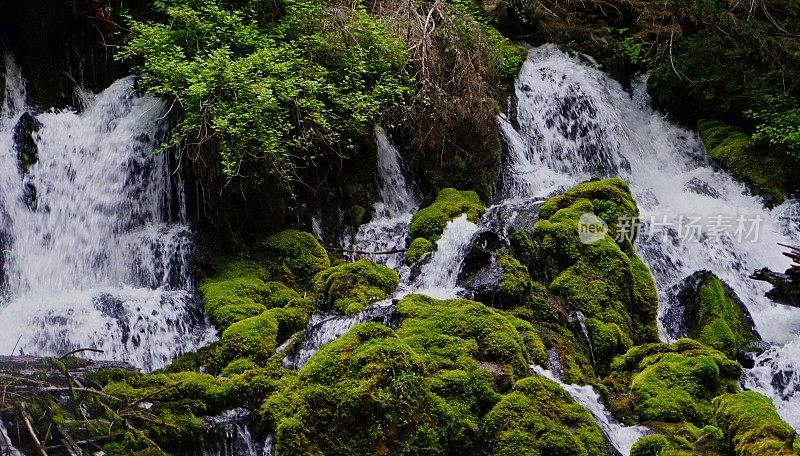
[12,111,42,175]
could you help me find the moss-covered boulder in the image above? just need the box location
[534,178,659,374]
[256,230,331,287]
[485,376,605,456]
[395,294,529,381]
[496,251,532,308]
[676,271,760,358]
[604,339,741,425]
[713,391,798,456]
[698,119,795,206]
[312,258,399,314]
[261,323,500,455]
[409,188,485,241]
[404,236,435,265]
[630,424,727,456]
[218,311,279,364]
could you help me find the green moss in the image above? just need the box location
[221,358,257,376]
[257,230,331,287]
[605,339,741,425]
[485,376,605,456]
[534,179,659,375]
[713,391,798,456]
[262,322,494,455]
[699,120,792,205]
[497,252,532,309]
[689,273,755,358]
[505,314,549,367]
[219,311,279,364]
[408,188,485,241]
[405,237,435,265]
[312,258,399,314]
[214,260,271,282]
[508,229,539,278]
[586,318,632,373]
[395,294,529,379]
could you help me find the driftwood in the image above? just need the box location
[751,244,800,307]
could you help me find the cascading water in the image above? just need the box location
[0,57,211,371]
[500,44,800,429]
[531,365,650,455]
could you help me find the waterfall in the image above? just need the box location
[343,127,417,269]
[501,44,800,429]
[201,409,262,456]
[0,57,212,371]
[411,215,480,299]
[532,364,650,455]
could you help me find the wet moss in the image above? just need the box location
[713,391,798,456]
[534,179,659,374]
[688,273,756,358]
[604,339,741,425]
[698,120,793,206]
[312,258,399,314]
[408,188,485,241]
[484,376,605,456]
[405,237,435,265]
[630,423,727,456]
[256,230,331,287]
[218,310,279,364]
[497,252,532,309]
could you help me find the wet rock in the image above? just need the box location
[664,270,762,358]
[13,112,42,174]
[684,177,721,198]
[752,265,800,308]
[477,360,512,392]
[457,230,503,305]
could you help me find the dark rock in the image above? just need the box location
[13,112,42,174]
[94,293,130,345]
[477,360,512,392]
[684,177,721,198]
[752,267,800,308]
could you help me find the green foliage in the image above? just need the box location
[534,179,659,374]
[219,310,279,364]
[605,339,741,425]
[688,273,755,358]
[713,391,798,456]
[746,96,800,158]
[312,258,399,314]
[405,237,435,265]
[698,119,793,205]
[484,376,605,456]
[121,0,413,189]
[409,188,485,241]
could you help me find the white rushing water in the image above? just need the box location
[343,127,418,269]
[0,57,212,371]
[532,364,650,455]
[500,44,800,430]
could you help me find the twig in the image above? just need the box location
[18,403,48,456]
[59,349,103,360]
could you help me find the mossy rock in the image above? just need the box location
[261,322,499,455]
[677,271,759,358]
[395,294,529,380]
[698,119,794,206]
[496,251,532,308]
[409,188,485,241]
[256,230,331,287]
[630,423,727,456]
[713,391,798,456]
[534,178,659,374]
[405,236,435,265]
[312,258,399,314]
[485,376,606,456]
[218,311,279,364]
[604,339,741,425]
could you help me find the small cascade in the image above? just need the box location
[201,409,261,456]
[532,365,650,456]
[344,127,417,269]
[411,215,480,299]
[0,56,212,371]
[282,299,395,369]
[501,44,800,428]
[569,310,596,367]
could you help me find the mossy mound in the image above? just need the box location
[408,188,485,241]
[395,294,529,380]
[534,178,659,374]
[630,423,727,456]
[496,252,532,309]
[698,120,794,206]
[218,311,279,364]
[261,323,500,455]
[312,258,399,314]
[485,376,605,456]
[605,339,741,425]
[256,230,331,287]
[679,271,759,358]
[404,237,435,265]
[713,391,798,456]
